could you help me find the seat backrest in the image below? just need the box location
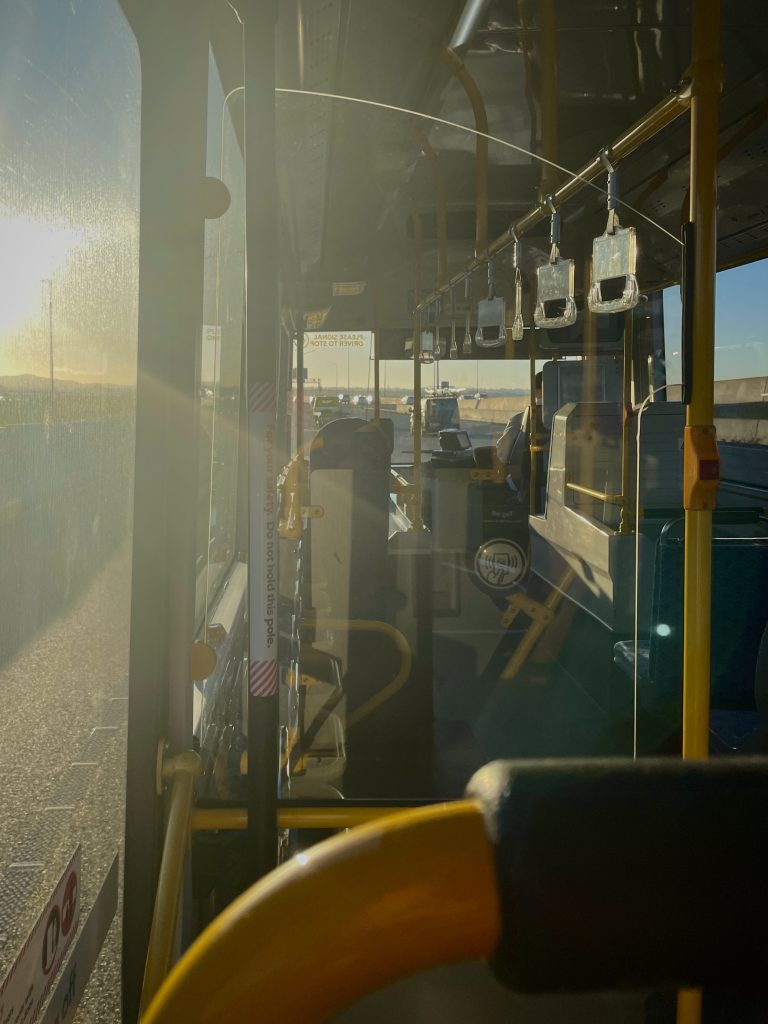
[635,402,685,510]
[542,358,621,432]
[647,521,768,712]
[308,417,392,630]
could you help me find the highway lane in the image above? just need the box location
[302,409,503,463]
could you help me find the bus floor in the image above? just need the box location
[335,966,768,1023]
[335,961,648,1024]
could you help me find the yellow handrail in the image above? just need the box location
[442,49,488,256]
[415,82,692,313]
[566,480,625,505]
[501,568,575,680]
[141,802,500,1024]
[139,751,201,1017]
[307,618,412,729]
[190,804,426,832]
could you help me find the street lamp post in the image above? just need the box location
[43,278,54,421]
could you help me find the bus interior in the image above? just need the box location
[1,1,768,1022]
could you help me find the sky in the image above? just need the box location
[301,331,533,394]
[2,1,765,396]
[302,259,768,397]
[663,258,768,385]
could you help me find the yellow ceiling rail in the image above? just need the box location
[418,131,449,288]
[442,48,489,256]
[415,81,692,313]
[141,801,500,1024]
[538,0,560,199]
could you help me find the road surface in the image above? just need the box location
[303,409,502,462]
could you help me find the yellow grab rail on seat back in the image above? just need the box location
[141,802,499,1023]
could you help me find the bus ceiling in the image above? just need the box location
[270,0,768,327]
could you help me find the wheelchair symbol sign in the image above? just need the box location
[475,538,527,589]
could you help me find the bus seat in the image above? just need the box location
[528,400,685,633]
[307,416,392,648]
[634,402,685,510]
[613,517,768,745]
[541,358,621,432]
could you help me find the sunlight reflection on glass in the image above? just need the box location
[0,214,84,338]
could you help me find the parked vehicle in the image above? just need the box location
[410,392,461,435]
[312,394,347,427]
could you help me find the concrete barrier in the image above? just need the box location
[668,378,767,444]
[390,395,529,424]
[460,396,529,425]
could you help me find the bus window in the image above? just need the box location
[197,48,246,632]
[0,1,140,1016]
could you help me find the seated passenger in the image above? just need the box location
[495,371,544,500]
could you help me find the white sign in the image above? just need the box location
[304,331,369,349]
[41,855,118,1024]
[332,281,366,297]
[201,325,222,383]
[0,847,81,1024]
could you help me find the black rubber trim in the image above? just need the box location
[466,758,768,993]
[681,221,695,406]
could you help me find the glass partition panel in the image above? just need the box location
[197,51,246,632]
[0,1,140,1018]
[272,91,680,813]
[193,19,249,812]
[637,260,768,757]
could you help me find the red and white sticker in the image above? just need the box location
[0,847,81,1024]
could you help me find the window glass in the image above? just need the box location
[639,263,768,756]
[276,93,659,807]
[663,257,768,389]
[0,1,140,1018]
[196,50,245,632]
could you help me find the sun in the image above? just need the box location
[0,212,82,340]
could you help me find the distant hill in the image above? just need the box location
[0,375,131,392]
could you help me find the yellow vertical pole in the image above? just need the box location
[677,3,722,1022]
[528,334,538,517]
[582,255,598,518]
[528,0,559,517]
[538,0,559,199]
[412,213,424,529]
[373,284,380,421]
[412,309,423,529]
[682,0,722,761]
[442,52,488,257]
[620,310,634,534]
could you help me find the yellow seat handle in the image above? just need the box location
[141,802,500,1023]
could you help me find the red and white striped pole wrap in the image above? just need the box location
[248,380,278,697]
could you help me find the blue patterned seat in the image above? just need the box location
[614,517,768,748]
